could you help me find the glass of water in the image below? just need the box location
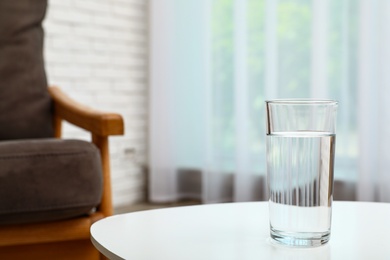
[265,100,338,247]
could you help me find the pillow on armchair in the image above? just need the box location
[0,0,53,140]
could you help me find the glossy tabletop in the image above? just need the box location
[90,201,390,260]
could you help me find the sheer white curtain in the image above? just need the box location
[358,0,390,202]
[149,0,389,203]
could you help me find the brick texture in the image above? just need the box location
[43,0,148,208]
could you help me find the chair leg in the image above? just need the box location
[100,253,110,260]
[0,239,100,260]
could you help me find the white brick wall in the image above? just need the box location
[43,0,148,208]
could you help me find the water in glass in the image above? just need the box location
[266,131,335,247]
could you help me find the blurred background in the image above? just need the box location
[45,0,390,211]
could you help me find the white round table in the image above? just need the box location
[90,201,390,260]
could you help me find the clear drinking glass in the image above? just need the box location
[265,100,338,247]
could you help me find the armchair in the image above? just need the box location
[0,0,124,259]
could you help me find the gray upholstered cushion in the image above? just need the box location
[0,139,103,224]
[0,0,53,140]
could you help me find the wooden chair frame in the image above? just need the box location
[0,86,124,260]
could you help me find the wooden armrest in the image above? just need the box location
[48,86,124,136]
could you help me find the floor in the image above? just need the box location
[114,200,202,215]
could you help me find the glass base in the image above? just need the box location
[270,227,330,247]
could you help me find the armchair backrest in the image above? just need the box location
[0,0,53,140]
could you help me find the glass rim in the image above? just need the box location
[265,99,338,105]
